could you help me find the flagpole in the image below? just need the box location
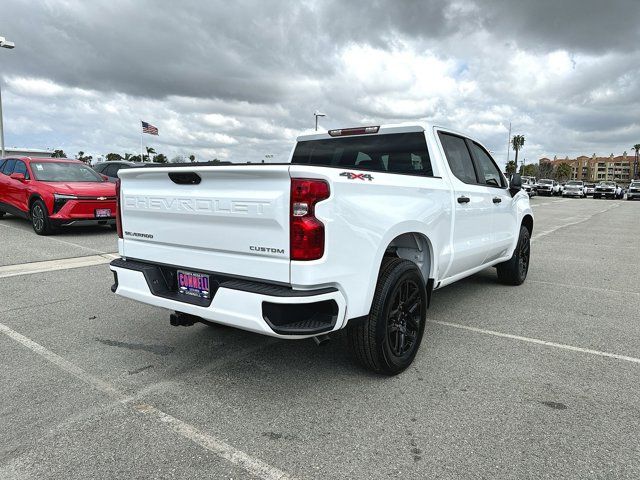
[140,120,143,162]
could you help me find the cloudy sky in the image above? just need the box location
[1,0,639,166]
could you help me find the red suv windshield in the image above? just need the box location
[31,162,104,182]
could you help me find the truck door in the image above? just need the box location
[437,132,494,278]
[467,141,515,262]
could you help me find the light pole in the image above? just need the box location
[313,111,326,132]
[0,36,16,159]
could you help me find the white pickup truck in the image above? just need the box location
[110,124,533,375]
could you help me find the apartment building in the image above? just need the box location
[539,153,639,182]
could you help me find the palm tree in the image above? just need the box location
[145,147,156,162]
[511,135,525,171]
[633,144,640,179]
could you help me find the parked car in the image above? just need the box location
[562,180,586,198]
[521,177,537,197]
[0,157,116,235]
[594,181,617,199]
[110,124,534,375]
[627,181,640,200]
[93,160,143,182]
[584,183,596,196]
[536,179,560,196]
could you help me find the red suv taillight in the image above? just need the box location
[290,178,330,261]
[115,179,123,238]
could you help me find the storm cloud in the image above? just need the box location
[1,0,639,164]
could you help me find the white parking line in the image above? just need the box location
[0,253,119,278]
[0,221,110,255]
[529,279,640,296]
[429,320,640,365]
[531,199,570,207]
[532,203,620,242]
[0,321,296,480]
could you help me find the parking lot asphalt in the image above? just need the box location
[1,197,639,479]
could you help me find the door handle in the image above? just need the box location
[492,197,502,204]
[457,196,470,204]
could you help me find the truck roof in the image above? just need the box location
[296,122,488,149]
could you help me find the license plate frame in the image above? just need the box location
[95,208,112,218]
[177,270,210,299]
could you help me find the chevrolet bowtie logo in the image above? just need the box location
[97,196,107,200]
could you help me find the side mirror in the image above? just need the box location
[509,173,522,196]
[10,172,26,182]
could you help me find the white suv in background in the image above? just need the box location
[563,180,586,198]
[627,181,640,200]
[536,179,560,196]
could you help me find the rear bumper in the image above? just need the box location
[109,258,347,339]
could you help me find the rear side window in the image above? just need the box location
[1,159,16,175]
[438,133,477,184]
[468,142,505,188]
[292,132,433,176]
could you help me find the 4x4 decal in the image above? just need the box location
[340,172,374,181]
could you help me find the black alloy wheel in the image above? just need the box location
[347,258,427,375]
[496,225,530,285]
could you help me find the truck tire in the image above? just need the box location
[347,258,427,375]
[31,199,55,235]
[496,225,530,285]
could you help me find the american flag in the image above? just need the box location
[141,121,159,135]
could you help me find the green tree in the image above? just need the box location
[511,135,525,170]
[144,147,156,162]
[153,153,168,163]
[538,161,554,179]
[129,155,142,162]
[52,149,66,158]
[505,160,516,175]
[633,144,640,179]
[555,162,572,181]
[124,153,133,161]
[105,153,123,162]
[521,164,537,177]
[75,151,93,164]
[189,154,196,163]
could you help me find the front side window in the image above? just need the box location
[30,162,104,182]
[13,161,29,179]
[438,132,477,184]
[469,142,505,188]
[292,132,434,176]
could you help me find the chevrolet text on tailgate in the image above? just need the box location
[110,124,533,375]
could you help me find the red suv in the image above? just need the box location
[0,157,117,235]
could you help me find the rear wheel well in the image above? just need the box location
[522,214,533,235]
[383,232,432,285]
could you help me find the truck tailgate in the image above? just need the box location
[118,165,291,284]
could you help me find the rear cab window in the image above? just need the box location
[291,132,434,177]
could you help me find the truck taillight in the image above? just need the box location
[290,178,330,261]
[115,179,123,239]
